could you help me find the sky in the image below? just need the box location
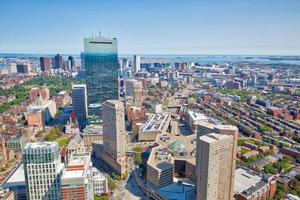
[0,0,300,55]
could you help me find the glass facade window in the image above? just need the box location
[83,37,119,122]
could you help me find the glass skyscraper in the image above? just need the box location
[82,36,119,123]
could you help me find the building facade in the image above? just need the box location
[83,36,119,122]
[197,133,235,200]
[72,84,88,129]
[23,142,64,200]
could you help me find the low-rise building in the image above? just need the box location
[93,168,108,195]
[185,110,207,134]
[234,168,277,200]
[61,152,94,200]
[139,113,171,141]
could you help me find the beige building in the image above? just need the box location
[98,100,127,176]
[196,121,238,199]
[197,133,235,200]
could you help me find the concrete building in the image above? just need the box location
[23,142,64,200]
[61,152,94,200]
[146,132,197,200]
[102,100,126,158]
[82,124,103,151]
[93,168,108,195]
[97,100,127,176]
[234,168,277,200]
[185,110,208,134]
[7,63,17,74]
[139,113,171,141]
[72,84,88,129]
[27,98,56,124]
[133,55,141,73]
[197,133,235,200]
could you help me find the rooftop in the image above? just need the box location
[234,168,264,194]
[140,113,170,133]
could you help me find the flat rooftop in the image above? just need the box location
[140,113,170,133]
[147,132,196,171]
[234,168,263,194]
[148,179,196,200]
[187,110,207,121]
[199,133,231,144]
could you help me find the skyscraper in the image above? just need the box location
[72,84,88,129]
[133,55,141,73]
[196,122,238,199]
[83,36,119,121]
[53,54,64,69]
[40,57,51,71]
[68,56,75,71]
[16,64,31,74]
[197,133,235,200]
[102,100,126,159]
[23,142,64,200]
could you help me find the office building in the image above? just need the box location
[67,56,75,71]
[125,79,143,104]
[16,64,31,74]
[23,142,64,200]
[53,54,64,69]
[61,152,94,200]
[102,100,126,158]
[72,84,88,129]
[133,55,141,73]
[94,100,127,176]
[197,133,235,200]
[40,57,51,71]
[83,36,119,121]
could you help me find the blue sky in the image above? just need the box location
[0,0,300,55]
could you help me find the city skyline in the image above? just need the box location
[0,0,300,55]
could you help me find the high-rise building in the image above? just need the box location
[40,57,52,71]
[68,56,75,71]
[16,64,31,74]
[7,63,17,74]
[53,54,64,69]
[23,142,64,200]
[72,84,88,129]
[102,100,126,158]
[61,152,94,200]
[83,36,119,121]
[196,122,238,199]
[197,133,235,200]
[133,55,141,73]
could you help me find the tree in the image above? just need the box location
[264,164,277,174]
[107,177,116,190]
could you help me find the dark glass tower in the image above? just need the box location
[83,37,119,123]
